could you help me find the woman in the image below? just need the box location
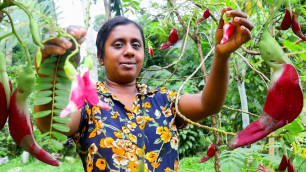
[35,7,253,172]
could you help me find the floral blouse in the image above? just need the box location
[72,82,188,172]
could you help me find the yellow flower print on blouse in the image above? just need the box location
[129,134,137,143]
[132,104,141,114]
[164,167,172,172]
[100,138,114,148]
[156,126,172,143]
[87,160,93,172]
[111,111,119,118]
[151,162,160,169]
[88,143,98,155]
[128,161,139,172]
[96,158,107,170]
[144,102,151,108]
[145,151,158,163]
[114,130,124,138]
[160,106,172,117]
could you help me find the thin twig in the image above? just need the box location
[222,106,260,117]
[241,45,260,55]
[235,51,270,88]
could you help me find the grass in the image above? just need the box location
[0,154,215,172]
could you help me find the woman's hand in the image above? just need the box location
[215,7,254,57]
[35,25,87,75]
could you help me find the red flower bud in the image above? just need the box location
[160,28,178,50]
[199,144,215,163]
[275,154,288,171]
[287,158,295,172]
[198,8,210,22]
[148,47,154,57]
[292,7,306,41]
[276,0,292,30]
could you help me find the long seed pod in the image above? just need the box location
[29,17,44,48]
[276,0,292,30]
[275,154,288,171]
[228,30,303,150]
[292,7,306,41]
[0,51,11,130]
[287,158,295,172]
[8,65,59,166]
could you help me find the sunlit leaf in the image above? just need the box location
[52,123,70,132]
[34,110,52,118]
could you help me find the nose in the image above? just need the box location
[124,45,134,58]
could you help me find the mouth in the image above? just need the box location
[120,61,136,68]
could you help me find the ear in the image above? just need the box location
[98,54,104,66]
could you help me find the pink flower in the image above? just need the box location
[60,74,85,118]
[257,164,268,172]
[60,71,111,118]
[82,71,111,110]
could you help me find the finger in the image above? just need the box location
[41,44,67,58]
[226,10,248,19]
[43,37,73,50]
[233,17,254,31]
[239,25,252,43]
[67,25,87,39]
[217,6,233,29]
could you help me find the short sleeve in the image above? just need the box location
[165,89,189,129]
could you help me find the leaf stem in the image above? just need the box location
[0,10,32,66]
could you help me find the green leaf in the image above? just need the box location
[35,83,53,91]
[52,131,68,141]
[55,90,70,97]
[53,116,71,124]
[54,101,68,109]
[55,95,69,103]
[34,97,52,105]
[38,67,55,75]
[40,62,56,69]
[43,56,58,63]
[132,1,139,6]
[57,77,70,84]
[56,83,70,90]
[35,90,53,98]
[53,109,62,116]
[52,123,70,132]
[36,77,53,83]
[122,0,131,2]
[57,70,67,77]
[51,138,63,150]
[34,110,51,118]
[36,131,50,140]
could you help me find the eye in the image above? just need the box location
[132,42,141,49]
[113,42,123,48]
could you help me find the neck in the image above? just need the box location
[105,79,137,95]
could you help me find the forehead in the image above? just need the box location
[107,24,143,42]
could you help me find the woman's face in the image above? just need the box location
[101,23,145,84]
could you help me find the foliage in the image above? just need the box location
[178,124,206,158]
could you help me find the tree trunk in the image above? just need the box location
[103,0,111,20]
[237,81,249,129]
[81,0,98,83]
